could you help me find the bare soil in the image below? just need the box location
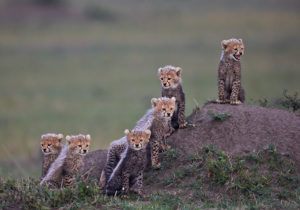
[168,103,300,172]
[143,103,300,196]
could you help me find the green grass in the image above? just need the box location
[1,144,299,209]
[206,110,231,121]
[0,0,300,178]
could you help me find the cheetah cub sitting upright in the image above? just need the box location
[62,134,91,187]
[105,129,151,197]
[217,38,245,105]
[149,97,176,168]
[40,133,64,180]
[158,65,187,129]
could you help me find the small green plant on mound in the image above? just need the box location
[278,90,300,112]
[254,90,300,112]
[207,110,231,121]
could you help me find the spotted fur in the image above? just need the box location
[105,129,150,197]
[40,133,64,180]
[61,134,91,187]
[218,38,245,105]
[103,109,155,186]
[148,97,176,168]
[158,65,187,129]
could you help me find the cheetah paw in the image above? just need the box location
[179,121,188,128]
[230,100,242,105]
[216,99,227,104]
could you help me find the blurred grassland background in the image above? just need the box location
[0,0,299,178]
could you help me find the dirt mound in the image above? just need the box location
[167,103,300,172]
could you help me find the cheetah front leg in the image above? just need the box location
[130,172,146,197]
[121,171,130,197]
[230,80,242,105]
[62,174,74,188]
[217,79,227,104]
[150,139,161,168]
[178,101,187,128]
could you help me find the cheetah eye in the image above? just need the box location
[78,145,82,148]
[140,139,143,142]
[47,144,51,146]
[162,108,166,111]
[167,78,171,80]
[170,107,173,110]
[160,78,163,80]
[234,48,237,51]
[241,48,244,50]
[131,139,135,142]
[41,144,44,146]
[86,145,89,147]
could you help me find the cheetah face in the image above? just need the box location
[66,134,91,155]
[125,129,150,151]
[158,66,182,89]
[40,133,63,155]
[151,97,176,118]
[221,38,244,61]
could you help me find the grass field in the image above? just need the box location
[0,0,299,178]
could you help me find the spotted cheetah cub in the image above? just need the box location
[62,134,91,187]
[158,65,187,129]
[217,38,245,105]
[105,129,150,197]
[40,133,64,180]
[149,97,176,168]
[103,107,155,188]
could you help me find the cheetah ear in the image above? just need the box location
[171,97,176,103]
[41,134,45,139]
[66,135,71,144]
[145,129,151,138]
[124,129,130,135]
[151,98,158,108]
[221,40,228,50]
[158,67,163,75]
[175,67,182,77]
[57,134,64,142]
[239,39,243,44]
[86,134,91,141]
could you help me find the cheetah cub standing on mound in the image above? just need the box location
[105,129,151,197]
[217,38,245,105]
[62,134,91,187]
[149,97,176,168]
[40,133,64,180]
[158,65,187,129]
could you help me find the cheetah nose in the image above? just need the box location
[43,149,47,152]
[167,113,171,117]
[163,83,167,87]
[135,144,139,147]
[239,52,242,55]
[83,149,87,153]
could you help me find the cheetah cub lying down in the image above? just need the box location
[217,38,245,105]
[105,129,151,197]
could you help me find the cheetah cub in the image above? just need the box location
[105,129,151,197]
[149,97,176,168]
[40,133,64,180]
[103,105,156,188]
[158,65,187,129]
[62,134,91,187]
[217,38,245,105]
